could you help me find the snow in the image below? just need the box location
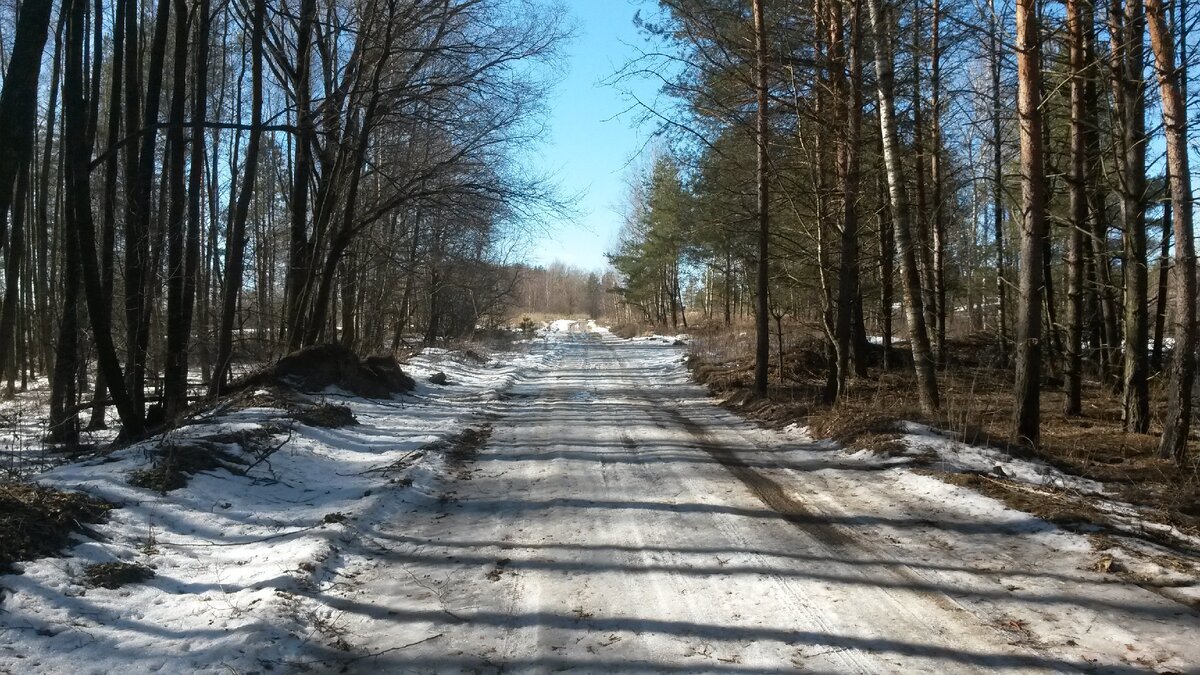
[1,319,1197,672]
[0,342,554,672]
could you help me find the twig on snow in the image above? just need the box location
[342,633,444,664]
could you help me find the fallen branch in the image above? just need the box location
[342,633,444,664]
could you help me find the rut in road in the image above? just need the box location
[308,328,1200,673]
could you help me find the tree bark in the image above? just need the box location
[1012,0,1047,446]
[930,0,946,362]
[834,0,864,400]
[752,0,771,397]
[1064,0,1088,416]
[87,0,128,430]
[1110,0,1150,432]
[164,0,192,417]
[867,0,940,413]
[285,0,317,349]
[1147,0,1196,463]
[989,0,1009,359]
[0,0,54,250]
[211,0,265,396]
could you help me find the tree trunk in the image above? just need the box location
[125,0,174,425]
[1147,0,1196,463]
[1151,190,1170,369]
[1110,0,1150,432]
[1064,0,1088,416]
[990,0,1009,358]
[285,0,317,350]
[867,0,940,413]
[185,0,210,384]
[834,0,864,401]
[0,163,30,399]
[878,167,894,369]
[87,0,128,430]
[1083,3,1119,377]
[911,0,936,359]
[0,0,54,248]
[930,0,946,362]
[211,0,265,396]
[752,0,771,397]
[1012,0,1047,446]
[164,0,191,417]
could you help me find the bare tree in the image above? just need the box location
[867,0,940,413]
[1147,0,1195,463]
[752,0,771,397]
[1012,0,1047,445]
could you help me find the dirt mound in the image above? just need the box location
[236,344,415,399]
[0,483,113,573]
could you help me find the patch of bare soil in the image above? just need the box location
[82,562,155,589]
[0,483,113,573]
[435,424,495,481]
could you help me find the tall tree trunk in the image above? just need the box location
[52,0,98,443]
[164,0,192,417]
[751,0,771,397]
[867,0,940,413]
[125,0,174,425]
[834,0,864,400]
[211,0,265,396]
[1147,0,1195,463]
[0,0,54,255]
[0,0,55,384]
[911,0,937,357]
[1111,0,1150,432]
[990,0,1009,358]
[184,0,210,384]
[64,0,144,438]
[930,0,946,362]
[0,163,30,399]
[1064,0,1088,416]
[285,0,317,349]
[87,0,128,430]
[1083,2,1119,377]
[1012,0,1047,446]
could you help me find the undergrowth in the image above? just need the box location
[686,323,1200,538]
[0,483,113,572]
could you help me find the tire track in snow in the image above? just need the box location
[607,339,1060,672]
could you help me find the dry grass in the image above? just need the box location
[687,324,1200,536]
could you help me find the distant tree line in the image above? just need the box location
[512,263,623,321]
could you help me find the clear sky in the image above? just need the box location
[527,0,658,273]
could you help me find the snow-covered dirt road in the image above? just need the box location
[312,328,1200,673]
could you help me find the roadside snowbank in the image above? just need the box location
[0,341,554,673]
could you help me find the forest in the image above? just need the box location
[0,0,1198,465]
[2,2,1200,668]
[609,0,1200,465]
[0,0,571,443]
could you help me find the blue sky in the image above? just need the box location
[527,0,659,272]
